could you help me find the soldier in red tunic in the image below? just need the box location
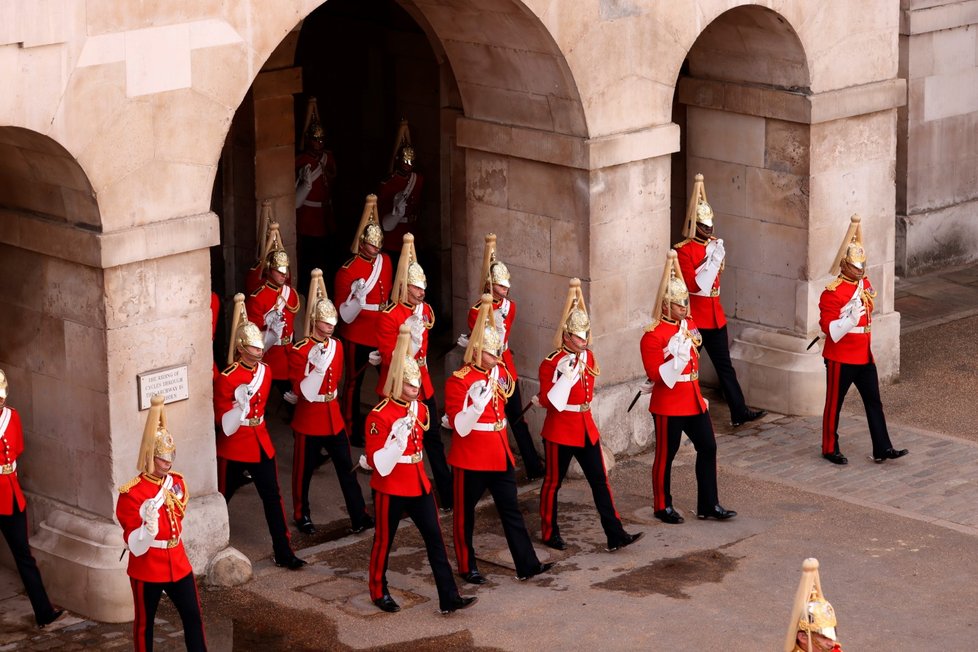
[463,234,544,480]
[287,274,372,535]
[818,215,908,465]
[537,279,642,552]
[378,145,424,257]
[0,369,64,629]
[117,396,206,651]
[364,326,476,614]
[446,296,553,584]
[214,311,305,569]
[674,174,764,427]
[246,248,301,394]
[784,559,845,652]
[374,234,453,509]
[640,251,736,524]
[335,196,392,447]
[295,113,339,281]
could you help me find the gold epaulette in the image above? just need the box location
[293,337,310,350]
[453,366,471,379]
[644,319,661,333]
[426,311,435,330]
[118,476,141,494]
[381,301,396,313]
[249,285,264,298]
[545,349,561,361]
[469,300,482,312]
[220,362,240,376]
[341,256,356,270]
[372,397,391,412]
[825,277,843,291]
[673,238,693,249]
[418,408,431,431]
[287,297,300,314]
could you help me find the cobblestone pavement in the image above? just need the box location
[3,265,978,650]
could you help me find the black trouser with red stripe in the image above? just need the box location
[291,429,369,527]
[539,435,629,547]
[505,382,545,478]
[452,462,540,577]
[217,450,294,561]
[130,572,206,652]
[340,339,374,446]
[698,326,750,421]
[0,503,59,626]
[651,411,719,515]
[421,395,454,509]
[822,359,893,458]
[369,489,459,609]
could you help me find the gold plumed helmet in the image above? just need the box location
[301,96,323,149]
[0,368,8,400]
[388,119,413,174]
[304,269,337,335]
[383,324,422,396]
[392,234,427,303]
[350,194,384,254]
[784,559,841,652]
[266,249,290,276]
[236,322,264,352]
[137,395,176,474]
[653,250,689,320]
[400,146,415,166]
[465,294,503,364]
[830,214,867,274]
[553,278,591,347]
[312,298,338,327]
[307,121,325,141]
[479,233,512,292]
[683,173,715,239]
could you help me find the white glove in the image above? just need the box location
[440,414,450,429]
[695,255,722,294]
[556,354,579,380]
[707,238,725,264]
[308,344,329,373]
[454,381,493,437]
[547,371,578,412]
[368,350,381,366]
[456,333,470,349]
[283,390,298,405]
[300,369,325,402]
[143,514,159,538]
[265,311,285,339]
[658,359,684,389]
[352,278,369,302]
[357,454,373,471]
[639,380,654,395]
[665,331,693,368]
[372,418,412,477]
[233,384,252,412]
[829,302,865,342]
[407,315,425,354]
[127,526,152,557]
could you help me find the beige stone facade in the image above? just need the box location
[0,0,934,621]
[897,0,978,273]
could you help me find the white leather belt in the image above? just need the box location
[246,416,264,426]
[691,287,720,297]
[313,391,337,403]
[0,461,16,475]
[149,537,181,549]
[472,419,507,432]
[397,451,423,464]
[361,303,380,311]
[850,325,871,333]
[677,371,699,382]
[302,200,323,207]
[564,403,591,413]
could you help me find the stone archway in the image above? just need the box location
[673,5,903,415]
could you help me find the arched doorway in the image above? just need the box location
[672,6,819,413]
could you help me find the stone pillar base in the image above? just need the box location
[30,510,132,623]
[729,328,827,416]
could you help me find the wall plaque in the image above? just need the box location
[137,365,190,410]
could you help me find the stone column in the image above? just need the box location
[454,118,680,458]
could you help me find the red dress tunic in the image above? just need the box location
[0,407,27,515]
[640,317,709,416]
[675,236,726,329]
[246,281,301,380]
[445,364,515,471]
[375,301,435,399]
[364,398,431,497]
[116,472,193,583]
[537,348,601,447]
[287,336,345,436]
[334,252,392,347]
[213,361,275,462]
[819,276,876,365]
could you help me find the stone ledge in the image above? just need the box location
[456,117,680,170]
[901,0,978,35]
[678,77,906,124]
[0,209,220,269]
